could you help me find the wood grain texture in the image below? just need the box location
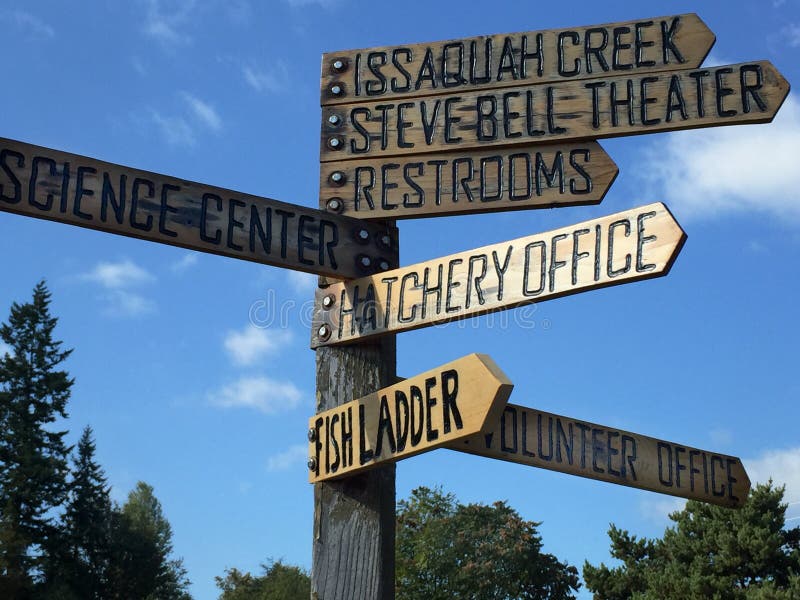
[319,142,617,220]
[320,61,789,162]
[308,353,513,483]
[0,137,397,279]
[320,13,714,105]
[312,335,397,599]
[311,202,685,347]
[450,403,751,508]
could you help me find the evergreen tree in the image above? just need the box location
[396,486,580,599]
[62,426,113,599]
[0,282,73,597]
[107,482,192,600]
[584,482,800,599]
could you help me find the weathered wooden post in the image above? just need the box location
[311,319,397,599]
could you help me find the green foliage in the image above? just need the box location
[584,482,800,599]
[107,482,192,600]
[0,281,73,596]
[396,486,580,600]
[215,560,311,599]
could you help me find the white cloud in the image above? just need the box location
[224,325,292,366]
[208,376,303,414]
[0,341,12,357]
[170,253,199,272]
[636,94,800,222]
[286,271,317,294]
[182,93,222,131]
[267,444,308,472]
[81,260,155,289]
[783,23,800,46]
[149,109,196,147]
[638,496,686,524]
[746,447,800,513]
[101,291,157,318]
[242,63,290,94]
[0,10,55,39]
[142,0,195,46]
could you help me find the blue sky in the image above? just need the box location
[1,1,799,598]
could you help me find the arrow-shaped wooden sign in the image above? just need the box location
[450,403,751,508]
[0,137,396,279]
[311,202,685,347]
[320,61,789,162]
[308,353,512,483]
[320,13,715,106]
[319,142,619,220]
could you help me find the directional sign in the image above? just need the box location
[0,137,397,279]
[320,13,715,105]
[320,61,789,162]
[311,202,685,347]
[319,142,618,220]
[308,353,512,483]
[450,403,750,508]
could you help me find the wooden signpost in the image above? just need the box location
[311,202,686,347]
[320,14,715,105]
[0,137,397,279]
[319,141,618,219]
[320,60,789,162]
[451,403,750,508]
[308,353,512,483]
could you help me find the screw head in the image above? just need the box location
[328,114,341,126]
[317,324,331,341]
[327,136,343,150]
[307,457,317,471]
[360,255,372,268]
[379,259,390,271]
[308,428,317,442]
[379,234,392,249]
[357,229,369,241]
[326,197,343,213]
[329,171,346,185]
[330,84,344,96]
[331,58,348,73]
[322,294,335,309]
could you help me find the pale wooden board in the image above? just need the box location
[311,202,685,347]
[320,13,714,106]
[450,403,750,508]
[0,137,397,279]
[308,353,513,483]
[320,61,789,162]
[319,141,618,220]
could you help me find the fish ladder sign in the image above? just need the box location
[311,202,685,347]
[307,354,513,483]
[319,14,715,105]
[0,138,397,279]
[451,403,750,508]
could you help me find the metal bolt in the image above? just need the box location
[322,294,335,309]
[378,259,390,271]
[308,457,317,471]
[327,114,341,126]
[308,428,317,442]
[360,255,372,268]
[378,234,392,249]
[317,324,331,341]
[326,197,343,213]
[329,171,346,186]
[332,58,348,73]
[327,136,343,150]
[357,229,370,242]
[330,83,344,96]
